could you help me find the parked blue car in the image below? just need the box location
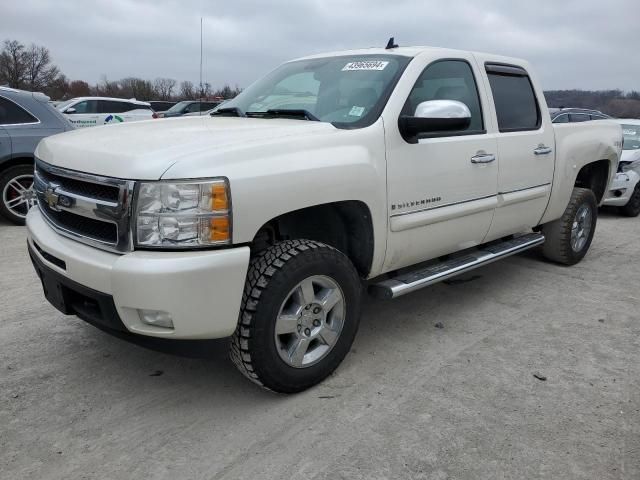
[0,87,73,224]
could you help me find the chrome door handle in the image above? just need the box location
[471,153,496,164]
[534,146,553,155]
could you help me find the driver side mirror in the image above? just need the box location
[64,107,76,114]
[398,100,471,141]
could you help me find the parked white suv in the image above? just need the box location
[57,97,153,128]
[603,119,640,216]
[27,45,622,392]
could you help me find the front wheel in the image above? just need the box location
[541,187,597,265]
[620,183,640,217]
[0,165,37,225]
[230,239,362,393]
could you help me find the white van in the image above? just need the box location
[57,97,153,128]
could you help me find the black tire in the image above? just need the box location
[620,183,640,217]
[0,164,35,225]
[230,239,362,393]
[541,187,597,266]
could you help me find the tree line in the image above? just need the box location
[0,39,241,101]
[1,38,639,118]
[545,90,640,118]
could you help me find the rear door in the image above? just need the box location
[0,126,10,161]
[481,62,555,241]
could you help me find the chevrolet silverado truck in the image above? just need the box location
[26,45,623,393]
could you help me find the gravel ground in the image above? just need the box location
[1,211,638,480]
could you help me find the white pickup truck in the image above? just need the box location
[26,45,622,393]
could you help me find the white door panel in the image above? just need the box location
[383,56,499,272]
[480,62,555,241]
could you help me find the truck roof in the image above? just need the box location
[294,45,527,66]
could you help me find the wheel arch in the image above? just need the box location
[574,159,611,204]
[249,200,375,278]
[0,156,34,173]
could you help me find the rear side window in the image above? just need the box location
[570,113,590,122]
[486,64,540,132]
[0,97,38,125]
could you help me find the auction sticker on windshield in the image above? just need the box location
[342,61,389,71]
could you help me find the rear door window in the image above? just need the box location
[570,113,590,122]
[0,97,38,124]
[486,64,541,132]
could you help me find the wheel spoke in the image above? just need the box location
[275,314,299,335]
[8,179,26,194]
[318,326,339,346]
[288,337,311,366]
[7,197,26,208]
[319,288,342,312]
[297,278,316,305]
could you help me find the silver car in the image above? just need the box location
[0,87,73,224]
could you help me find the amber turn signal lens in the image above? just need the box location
[210,216,230,242]
[211,184,229,211]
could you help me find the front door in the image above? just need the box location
[384,58,498,272]
[65,99,100,128]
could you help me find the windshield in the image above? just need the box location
[221,55,411,128]
[56,99,76,111]
[165,101,191,114]
[622,124,640,150]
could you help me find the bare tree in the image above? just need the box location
[0,40,27,88]
[153,77,176,100]
[120,77,154,100]
[179,80,195,100]
[68,80,91,97]
[24,43,59,90]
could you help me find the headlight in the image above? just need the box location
[134,179,231,248]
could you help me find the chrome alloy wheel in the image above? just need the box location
[2,174,36,220]
[274,275,346,368]
[571,203,592,252]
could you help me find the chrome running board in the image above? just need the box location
[370,233,545,299]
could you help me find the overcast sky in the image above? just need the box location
[2,0,638,91]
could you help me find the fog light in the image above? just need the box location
[138,309,174,329]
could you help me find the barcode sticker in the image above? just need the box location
[342,61,389,71]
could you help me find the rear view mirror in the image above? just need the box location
[64,107,76,114]
[399,100,471,140]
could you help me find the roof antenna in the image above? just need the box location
[385,37,398,49]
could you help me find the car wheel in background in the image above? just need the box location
[541,187,597,266]
[620,183,640,217]
[0,165,37,225]
[230,239,362,393]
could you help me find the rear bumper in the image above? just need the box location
[26,208,250,339]
[603,171,640,207]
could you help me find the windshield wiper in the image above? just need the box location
[246,109,320,121]
[210,107,245,117]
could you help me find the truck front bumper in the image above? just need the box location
[603,171,640,207]
[26,208,250,339]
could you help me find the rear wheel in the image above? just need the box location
[0,165,36,225]
[230,239,362,393]
[620,183,640,217]
[541,187,597,265]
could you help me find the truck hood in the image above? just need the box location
[35,116,338,180]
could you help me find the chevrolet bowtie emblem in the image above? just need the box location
[45,183,61,211]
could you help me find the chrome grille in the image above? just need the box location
[34,159,135,253]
